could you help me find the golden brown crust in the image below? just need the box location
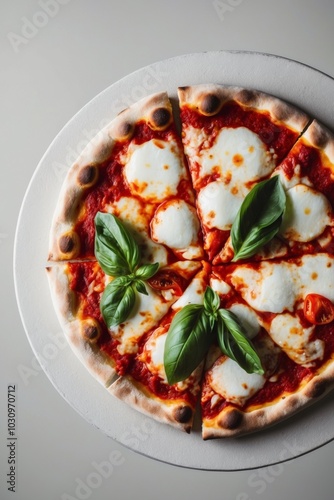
[46,265,116,387]
[303,119,334,164]
[202,359,334,439]
[178,84,310,132]
[108,376,194,433]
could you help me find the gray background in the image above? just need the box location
[1,0,334,499]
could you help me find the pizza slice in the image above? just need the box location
[215,119,334,263]
[46,259,202,387]
[200,267,334,438]
[177,84,310,261]
[107,263,211,433]
[48,91,203,263]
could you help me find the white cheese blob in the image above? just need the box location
[197,180,244,230]
[172,268,207,310]
[227,303,261,340]
[142,330,168,383]
[199,127,275,180]
[269,314,324,365]
[280,184,332,242]
[210,357,266,406]
[125,139,186,202]
[210,277,231,296]
[150,200,203,258]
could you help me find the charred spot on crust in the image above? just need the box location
[77,165,98,187]
[306,379,328,399]
[149,107,172,130]
[174,405,193,424]
[199,93,221,116]
[116,121,134,140]
[236,89,257,105]
[58,232,79,256]
[82,319,101,343]
[220,408,243,430]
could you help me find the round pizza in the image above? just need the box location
[47,84,334,439]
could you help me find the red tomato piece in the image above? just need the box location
[303,294,334,325]
[147,271,185,296]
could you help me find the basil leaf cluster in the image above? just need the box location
[94,212,159,328]
[231,176,286,261]
[164,287,264,385]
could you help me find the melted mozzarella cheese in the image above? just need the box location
[111,288,172,355]
[151,200,203,258]
[231,262,297,313]
[227,303,261,340]
[197,180,244,230]
[124,139,186,202]
[172,268,207,310]
[210,277,231,295]
[269,314,324,365]
[210,357,266,406]
[200,127,274,180]
[143,330,168,383]
[280,184,332,242]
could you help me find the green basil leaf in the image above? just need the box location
[100,278,136,328]
[134,262,160,280]
[231,176,286,261]
[134,279,148,296]
[94,212,140,275]
[164,304,215,385]
[203,286,220,317]
[216,309,264,375]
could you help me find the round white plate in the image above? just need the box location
[14,51,334,470]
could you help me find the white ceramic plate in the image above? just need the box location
[14,51,334,470]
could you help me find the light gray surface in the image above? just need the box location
[2,0,334,498]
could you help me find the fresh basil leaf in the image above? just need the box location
[231,176,286,261]
[100,278,136,328]
[94,212,140,275]
[216,309,264,375]
[164,304,215,385]
[134,279,148,296]
[134,262,160,280]
[203,287,220,317]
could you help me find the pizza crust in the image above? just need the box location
[46,265,117,387]
[178,84,311,132]
[108,375,195,433]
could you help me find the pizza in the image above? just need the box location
[47,83,334,439]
